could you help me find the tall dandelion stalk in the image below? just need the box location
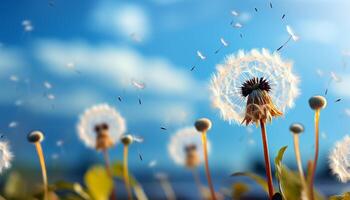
[308,96,327,200]
[195,118,217,200]
[290,123,308,197]
[121,135,133,200]
[28,131,48,200]
[77,104,127,200]
[210,49,300,200]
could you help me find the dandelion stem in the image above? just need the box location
[123,145,133,200]
[259,120,274,200]
[293,134,308,194]
[102,149,117,200]
[201,132,217,200]
[310,109,320,200]
[35,142,48,200]
[192,169,204,200]
[159,176,176,200]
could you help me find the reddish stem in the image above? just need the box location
[309,110,320,200]
[260,120,274,200]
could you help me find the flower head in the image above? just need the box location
[77,104,126,150]
[210,49,299,125]
[168,127,210,168]
[0,141,13,173]
[329,135,350,183]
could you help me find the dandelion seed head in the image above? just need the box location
[77,104,126,149]
[0,141,13,173]
[168,127,210,167]
[289,123,304,134]
[309,95,327,110]
[194,118,212,132]
[121,134,133,145]
[329,135,350,183]
[210,49,299,125]
[27,131,44,143]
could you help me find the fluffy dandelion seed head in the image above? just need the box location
[121,134,133,145]
[289,123,304,134]
[27,131,44,143]
[329,135,350,183]
[168,127,210,167]
[309,95,327,110]
[210,49,299,125]
[77,104,126,150]
[0,141,13,173]
[194,118,212,132]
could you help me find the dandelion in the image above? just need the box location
[210,49,299,199]
[286,25,299,41]
[197,51,206,60]
[308,95,327,200]
[27,131,48,200]
[0,141,13,174]
[194,118,217,200]
[121,134,142,200]
[168,126,210,198]
[77,104,126,200]
[329,135,350,183]
[289,123,308,198]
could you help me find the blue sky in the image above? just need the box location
[1,0,350,180]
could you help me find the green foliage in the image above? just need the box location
[231,172,269,194]
[84,165,113,200]
[53,181,92,200]
[330,192,350,200]
[3,172,29,200]
[232,182,250,200]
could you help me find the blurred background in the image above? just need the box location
[1,0,350,199]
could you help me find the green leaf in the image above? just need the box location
[84,165,113,200]
[53,181,91,200]
[4,171,28,199]
[231,172,269,194]
[232,182,250,200]
[275,146,288,168]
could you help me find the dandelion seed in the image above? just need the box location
[14,100,23,106]
[247,139,255,145]
[255,8,258,12]
[282,14,286,19]
[335,98,341,103]
[118,96,122,102]
[9,75,19,82]
[56,140,64,147]
[286,25,299,41]
[138,98,142,105]
[269,2,273,8]
[148,160,157,168]
[8,121,18,128]
[329,135,350,183]
[0,141,13,173]
[51,153,59,160]
[240,33,243,38]
[316,69,324,77]
[22,20,33,32]
[47,94,55,100]
[330,71,341,82]
[161,127,167,130]
[197,51,206,60]
[231,10,239,16]
[215,38,229,54]
[233,23,243,29]
[43,81,52,89]
[132,80,146,90]
[190,66,196,71]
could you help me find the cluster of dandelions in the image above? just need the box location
[210,48,299,125]
[329,135,350,183]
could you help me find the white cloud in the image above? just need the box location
[297,20,338,44]
[0,47,25,77]
[34,39,204,97]
[92,3,150,41]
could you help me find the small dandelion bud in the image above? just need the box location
[309,95,327,110]
[272,192,282,200]
[289,123,304,134]
[27,131,44,143]
[194,118,212,132]
[121,135,133,145]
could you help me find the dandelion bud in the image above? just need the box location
[194,118,212,132]
[27,131,44,143]
[289,123,304,134]
[309,96,327,110]
[272,192,282,200]
[121,135,133,145]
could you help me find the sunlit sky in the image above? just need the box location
[1,0,350,178]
